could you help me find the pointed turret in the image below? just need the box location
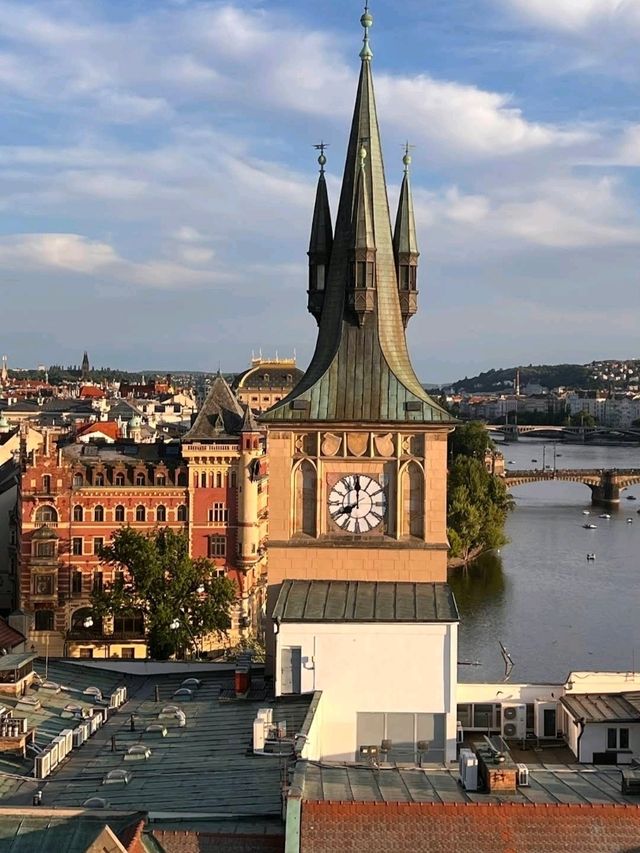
[307,146,333,324]
[262,7,452,425]
[393,146,419,327]
[81,351,90,381]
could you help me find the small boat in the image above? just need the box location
[531,459,538,463]
[586,553,596,561]
[557,453,563,457]
[582,510,590,516]
[583,523,597,529]
[627,496,637,501]
[627,518,633,524]
[599,513,611,519]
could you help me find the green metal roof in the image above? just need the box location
[273,580,459,623]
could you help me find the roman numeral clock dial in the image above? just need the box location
[328,474,386,534]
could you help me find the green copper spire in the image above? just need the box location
[360,4,373,61]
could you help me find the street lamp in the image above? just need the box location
[83,617,94,629]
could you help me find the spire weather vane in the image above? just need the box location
[360,3,373,60]
[313,141,329,172]
[402,141,415,173]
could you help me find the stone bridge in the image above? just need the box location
[503,469,640,505]
[488,424,640,441]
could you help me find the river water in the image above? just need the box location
[449,439,640,683]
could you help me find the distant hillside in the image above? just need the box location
[449,364,595,393]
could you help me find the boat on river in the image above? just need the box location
[583,523,598,529]
[582,510,590,515]
[586,553,596,560]
[627,495,637,501]
[599,513,611,519]
[627,518,633,524]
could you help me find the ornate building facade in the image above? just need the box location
[16,376,268,658]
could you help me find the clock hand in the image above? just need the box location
[353,475,360,507]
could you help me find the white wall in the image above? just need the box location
[458,682,562,705]
[577,723,640,763]
[276,621,457,763]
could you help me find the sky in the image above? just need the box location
[1,0,640,381]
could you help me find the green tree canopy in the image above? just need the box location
[450,421,493,460]
[447,452,513,562]
[91,527,236,660]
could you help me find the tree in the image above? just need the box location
[91,527,236,660]
[450,421,493,460]
[447,453,512,562]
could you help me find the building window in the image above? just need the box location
[121,648,135,660]
[115,472,125,486]
[93,537,104,555]
[135,505,146,522]
[114,612,144,636]
[608,728,630,750]
[215,472,221,488]
[34,610,54,631]
[72,537,83,556]
[79,648,94,659]
[200,472,207,488]
[156,473,166,485]
[230,471,237,488]
[73,505,83,522]
[72,571,83,595]
[177,471,187,486]
[72,473,83,489]
[208,535,226,557]
[607,728,617,749]
[156,505,166,522]
[115,505,125,522]
[42,474,51,493]
[93,572,103,593]
[620,728,630,749]
[135,472,145,486]
[177,505,188,522]
[208,503,228,523]
[94,505,104,522]
[35,505,58,524]
[294,461,316,537]
[95,472,104,486]
[34,540,56,558]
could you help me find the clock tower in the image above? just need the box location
[262,8,455,590]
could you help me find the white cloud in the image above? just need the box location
[502,0,640,33]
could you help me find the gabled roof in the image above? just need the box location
[273,580,459,623]
[76,421,120,441]
[182,375,244,441]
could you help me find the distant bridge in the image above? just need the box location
[487,424,640,441]
[503,469,640,505]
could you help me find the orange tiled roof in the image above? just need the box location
[0,618,25,650]
[79,385,104,399]
[300,801,640,853]
[76,421,120,440]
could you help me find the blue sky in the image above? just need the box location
[1,0,640,381]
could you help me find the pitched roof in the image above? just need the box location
[152,826,284,853]
[0,617,25,650]
[79,385,104,399]
[76,421,120,441]
[183,375,244,441]
[300,801,640,853]
[273,581,459,623]
[561,691,640,723]
[0,810,147,853]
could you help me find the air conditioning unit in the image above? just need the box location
[458,748,478,791]
[534,700,558,739]
[60,729,74,755]
[253,717,267,752]
[72,727,86,748]
[502,703,526,739]
[456,721,464,744]
[34,750,51,780]
[49,741,59,769]
[516,763,530,786]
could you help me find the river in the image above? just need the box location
[449,439,640,683]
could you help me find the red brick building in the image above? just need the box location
[16,376,268,658]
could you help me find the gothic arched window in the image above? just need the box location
[294,461,316,537]
[401,462,424,539]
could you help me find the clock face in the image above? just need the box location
[328,474,386,534]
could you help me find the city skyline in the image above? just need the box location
[2,0,640,379]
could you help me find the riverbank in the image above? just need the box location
[447,545,485,570]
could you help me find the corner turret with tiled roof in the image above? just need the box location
[262,9,452,425]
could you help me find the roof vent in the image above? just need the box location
[83,797,108,808]
[172,688,193,701]
[83,687,103,700]
[290,400,309,411]
[160,704,181,714]
[41,681,60,692]
[180,678,201,689]
[103,769,132,785]
[125,745,152,761]
[144,724,168,737]
[17,696,41,711]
